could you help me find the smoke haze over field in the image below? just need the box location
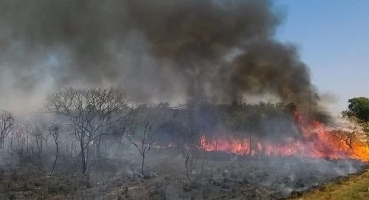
[0,0,317,113]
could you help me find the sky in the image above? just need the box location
[1,0,368,116]
[275,0,369,115]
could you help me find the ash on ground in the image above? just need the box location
[0,149,367,200]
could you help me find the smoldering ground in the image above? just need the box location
[1,142,366,199]
[0,0,317,112]
[0,2,365,199]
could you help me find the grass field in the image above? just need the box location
[290,169,369,200]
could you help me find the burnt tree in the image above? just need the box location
[127,104,170,176]
[30,123,46,155]
[171,102,201,181]
[332,130,357,149]
[45,87,131,174]
[0,111,14,150]
[48,124,61,176]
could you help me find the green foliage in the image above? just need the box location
[343,97,369,135]
[344,97,369,123]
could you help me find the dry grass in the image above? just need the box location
[291,169,369,200]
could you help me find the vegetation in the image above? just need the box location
[1,87,369,199]
[0,111,14,150]
[291,169,369,200]
[0,87,310,181]
[291,96,369,200]
[343,97,369,133]
[45,87,131,174]
[344,97,369,123]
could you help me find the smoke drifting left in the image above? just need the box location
[0,0,316,112]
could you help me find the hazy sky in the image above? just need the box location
[1,0,367,116]
[275,0,369,114]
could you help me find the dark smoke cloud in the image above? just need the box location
[0,0,316,110]
[229,40,313,104]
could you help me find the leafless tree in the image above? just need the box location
[172,102,200,181]
[126,105,170,176]
[177,131,198,181]
[30,123,47,155]
[11,121,32,156]
[332,116,364,148]
[332,129,358,149]
[48,124,61,176]
[0,111,14,150]
[45,87,132,174]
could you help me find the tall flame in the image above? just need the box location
[200,112,369,161]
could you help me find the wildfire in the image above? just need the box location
[199,112,369,162]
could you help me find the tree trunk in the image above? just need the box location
[185,155,191,180]
[96,136,102,158]
[80,141,87,174]
[86,143,90,174]
[240,132,243,152]
[249,128,252,156]
[10,138,13,152]
[0,138,4,150]
[200,150,207,179]
[50,141,59,176]
[21,139,24,156]
[26,136,29,153]
[141,153,145,176]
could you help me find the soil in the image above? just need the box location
[0,149,367,200]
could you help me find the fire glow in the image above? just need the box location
[199,112,369,162]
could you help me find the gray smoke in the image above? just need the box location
[0,0,315,110]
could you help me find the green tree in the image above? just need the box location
[343,97,369,134]
[343,97,369,123]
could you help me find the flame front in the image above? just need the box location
[200,113,369,162]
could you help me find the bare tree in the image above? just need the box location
[172,102,200,181]
[177,130,198,181]
[334,115,366,148]
[45,87,131,174]
[9,120,32,157]
[332,130,357,148]
[126,105,170,176]
[30,123,47,155]
[0,111,15,150]
[48,124,61,176]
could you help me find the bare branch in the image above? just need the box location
[0,111,15,149]
[45,87,131,174]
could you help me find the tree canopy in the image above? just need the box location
[343,97,369,123]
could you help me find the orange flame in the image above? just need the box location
[200,113,369,162]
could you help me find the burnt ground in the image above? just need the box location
[0,149,367,200]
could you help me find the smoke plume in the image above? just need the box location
[0,0,316,111]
